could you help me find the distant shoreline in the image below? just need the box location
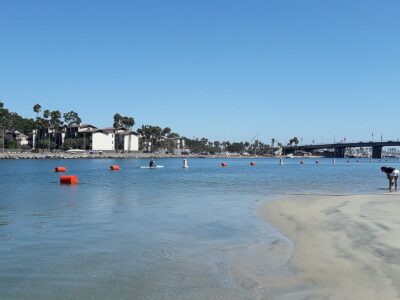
[0,152,324,160]
[0,152,264,160]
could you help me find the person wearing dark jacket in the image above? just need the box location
[381,166,399,192]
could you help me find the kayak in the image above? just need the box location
[140,166,164,169]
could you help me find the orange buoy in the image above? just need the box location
[110,165,120,171]
[250,161,256,166]
[55,166,67,172]
[60,175,78,185]
[221,162,228,167]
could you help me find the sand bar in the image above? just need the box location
[255,193,400,299]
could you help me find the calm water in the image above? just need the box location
[0,157,398,299]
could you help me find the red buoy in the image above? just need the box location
[110,165,120,171]
[221,162,228,167]
[250,161,256,166]
[60,175,78,185]
[55,166,67,172]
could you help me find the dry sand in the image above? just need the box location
[228,193,400,299]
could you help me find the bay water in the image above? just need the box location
[0,157,398,299]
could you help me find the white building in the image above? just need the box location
[16,133,29,146]
[92,130,115,151]
[92,127,139,151]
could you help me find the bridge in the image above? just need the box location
[283,141,400,158]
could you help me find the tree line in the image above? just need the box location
[0,100,299,154]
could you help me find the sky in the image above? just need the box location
[1,0,399,144]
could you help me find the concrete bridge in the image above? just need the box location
[283,141,400,158]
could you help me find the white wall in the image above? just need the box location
[124,134,139,151]
[92,132,114,151]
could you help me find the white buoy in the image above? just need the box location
[279,158,283,165]
[182,159,189,168]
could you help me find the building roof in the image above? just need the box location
[68,123,97,128]
[95,127,139,135]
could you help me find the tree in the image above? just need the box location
[226,142,245,153]
[137,125,174,152]
[113,113,122,128]
[113,113,135,151]
[168,132,180,139]
[49,110,63,150]
[63,111,81,126]
[33,104,41,119]
[271,138,275,148]
[137,125,152,152]
[121,116,135,152]
[0,103,10,152]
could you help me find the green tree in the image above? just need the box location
[113,113,122,128]
[121,116,135,152]
[168,132,180,139]
[0,103,10,152]
[33,104,41,119]
[63,111,81,126]
[49,110,63,150]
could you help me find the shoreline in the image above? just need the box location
[250,193,400,299]
[0,152,324,160]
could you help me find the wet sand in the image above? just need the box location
[244,193,400,299]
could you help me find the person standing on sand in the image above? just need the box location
[381,166,399,192]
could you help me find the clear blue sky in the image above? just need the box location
[1,0,399,144]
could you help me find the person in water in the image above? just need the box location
[149,159,156,168]
[381,166,399,192]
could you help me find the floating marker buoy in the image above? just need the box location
[279,158,283,165]
[300,160,304,164]
[55,166,67,172]
[60,175,78,185]
[250,161,256,166]
[332,158,336,164]
[110,165,120,171]
[315,160,320,164]
[221,162,228,167]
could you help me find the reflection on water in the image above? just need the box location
[0,158,398,299]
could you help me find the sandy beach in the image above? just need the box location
[246,193,400,299]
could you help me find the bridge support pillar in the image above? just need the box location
[334,147,346,158]
[372,146,383,159]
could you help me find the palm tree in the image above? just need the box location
[49,110,63,150]
[33,104,41,119]
[122,117,135,152]
[42,110,51,150]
